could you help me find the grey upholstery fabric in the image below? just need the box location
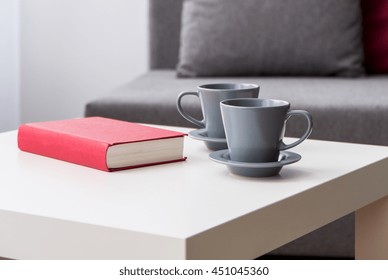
[149,0,182,69]
[177,0,365,77]
[268,213,355,258]
[85,70,388,146]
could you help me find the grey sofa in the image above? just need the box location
[85,0,388,259]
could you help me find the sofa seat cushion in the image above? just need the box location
[85,70,388,146]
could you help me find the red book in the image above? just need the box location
[17,117,187,172]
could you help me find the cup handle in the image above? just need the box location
[176,91,205,128]
[279,110,313,150]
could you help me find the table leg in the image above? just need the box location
[355,195,388,260]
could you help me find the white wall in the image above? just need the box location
[19,0,149,123]
[0,0,20,132]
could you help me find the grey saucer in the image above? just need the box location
[209,150,301,177]
[188,128,228,150]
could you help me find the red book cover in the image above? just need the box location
[17,117,187,171]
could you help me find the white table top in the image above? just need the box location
[1,126,388,259]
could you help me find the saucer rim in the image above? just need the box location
[188,128,227,143]
[208,150,301,168]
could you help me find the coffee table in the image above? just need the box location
[0,126,387,259]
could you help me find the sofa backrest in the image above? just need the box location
[149,0,183,69]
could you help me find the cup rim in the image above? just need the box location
[221,98,290,109]
[199,83,259,91]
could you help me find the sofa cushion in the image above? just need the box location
[362,0,388,73]
[176,0,365,77]
[85,70,388,147]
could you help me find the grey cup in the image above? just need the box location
[221,98,313,163]
[176,83,259,138]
